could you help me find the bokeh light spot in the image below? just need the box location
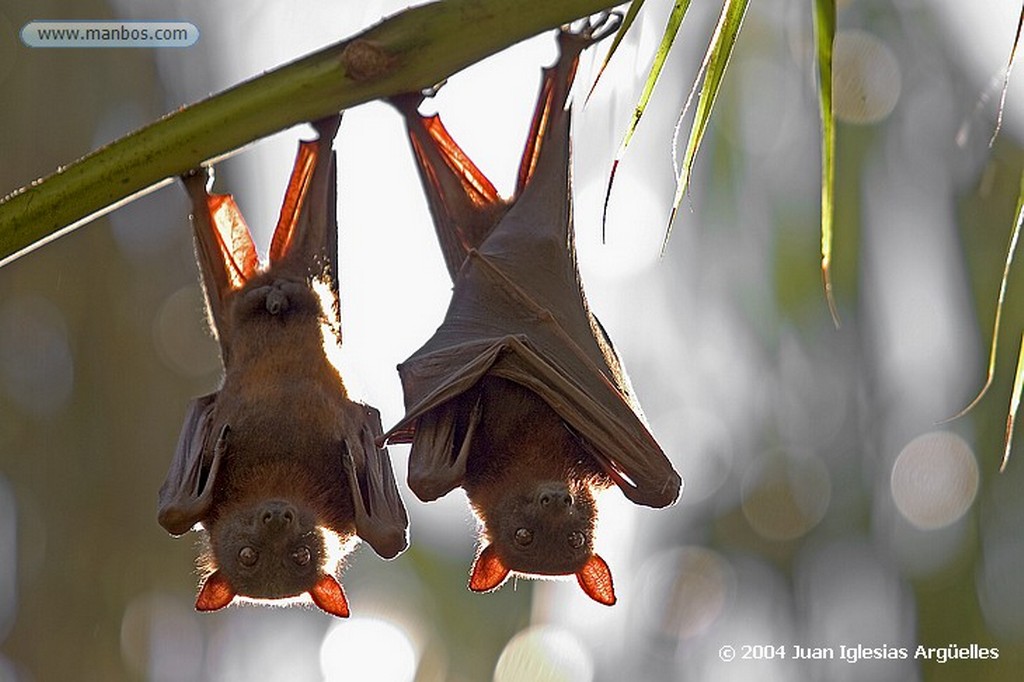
[741,453,831,541]
[978,535,1024,638]
[494,625,593,682]
[0,296,74,417]
[891,431,978,530]
[152,285,221,378]
[0,475,15,643]
[833,30,901,124]
[120,592,203,681]
[638,547,730,640]
[0,12,14,88]
[320,617,417,682]
[205,609,322,681]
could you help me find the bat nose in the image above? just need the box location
[538,486,573,510]
[260,500,296,528]
[265,288,289,315]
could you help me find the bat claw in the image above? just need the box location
[422,79,447,98]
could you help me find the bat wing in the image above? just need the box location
[343,405,410,559]
[158,393,223,535]
[405,389,482,502]
[385,23,681,508]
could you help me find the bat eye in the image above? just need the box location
[514,528,534,546]
[568,531,585,549]
[238,546,258,567]
[292,546,311,566]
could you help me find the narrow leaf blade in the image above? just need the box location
[1002,332,1024,472]
[814,0,839,326]
[603,0,694,240]
[947,171,1024,422]
[991,3,1023,146]
[586,0,646,104]
[665,0,750,252]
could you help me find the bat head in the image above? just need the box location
[199,498,350,617]
[469,482,615,605]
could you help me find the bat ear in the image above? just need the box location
[195,570,235,612]
[575,554,616,606]
[468,544,511,593]
[310,574,350,618]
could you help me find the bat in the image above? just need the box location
[384,17,682,606]
[158,115,408,618]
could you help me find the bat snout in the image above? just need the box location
[265,288,290,315]
[537,485,573,511]
[259,500,297,530]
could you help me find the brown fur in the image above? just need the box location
[463,376,611,503]
[206,270,357,536]
[461,376,611,575]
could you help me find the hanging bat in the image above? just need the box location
[158,115,408,618]
[384,17,681,606]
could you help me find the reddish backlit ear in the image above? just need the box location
[576,554,616,606]
[195,570,235,612]
[207,194,259,290]
[310,574,350,618]
[469,544,511,593]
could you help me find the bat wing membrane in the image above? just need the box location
[343,405,410,559]
[406,391,481,502]
[158,393,221,535]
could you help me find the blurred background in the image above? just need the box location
[1,0,1023,680]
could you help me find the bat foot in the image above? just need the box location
[565,10,622,46]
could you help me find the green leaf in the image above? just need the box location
[0,0,623,267]
[603,0,694,240]
[1002,333,1024,472]
[585,0,646,104]
[991,3,1023,146]
[813,0,839,326]
[664,0,749,253]
[948,171,1024,424]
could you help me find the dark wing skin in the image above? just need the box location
[384,21,681,508]
[161,116,408,552]
[157,392,219,536]
[343,405,410,558]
